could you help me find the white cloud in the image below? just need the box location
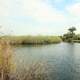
[66,3,80,17]
[65,3,80,34]
[0,0,70,35]
[19,0,65,22]
[0,0,65,22]
[0,0,10,16]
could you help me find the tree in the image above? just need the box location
[68,27,76,38]
[68,27,76,34]
[62,27,77,42]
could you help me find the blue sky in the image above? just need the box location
[0,0,80,35]
[48,0,73,10]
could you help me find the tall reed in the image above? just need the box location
[0,37,49,80]
[0,38,15,80]
[15,61,49,80]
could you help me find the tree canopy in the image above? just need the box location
[68,27,76,33]
[63,27,77,42]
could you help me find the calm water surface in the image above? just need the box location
[14,43,80,80]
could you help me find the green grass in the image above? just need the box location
[72,40,80,43]
[0,36,62,45]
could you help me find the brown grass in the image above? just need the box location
[0,38,15,80]
[0,38,49,80]
[15,61,49,80]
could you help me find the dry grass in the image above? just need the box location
[15,61,49,80]
[0,38,49,80]
[0,38,15,80]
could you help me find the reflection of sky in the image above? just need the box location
[14,43,80,80]
[0,0,80,35]
[46,43,75,80]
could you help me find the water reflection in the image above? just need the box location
[14,43,80,80]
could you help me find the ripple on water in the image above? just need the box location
[14,43,80,80]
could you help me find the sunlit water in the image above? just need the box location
[13,42,80,80]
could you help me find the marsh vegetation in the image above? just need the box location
[1,27,80,80]
[0,36,61,80]
[0,38,49,80]
[1,36,62,45]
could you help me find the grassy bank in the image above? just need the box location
[0,39,49,80]
[0,36,61,80]
[0,36,62,45]
[0,37,55,80]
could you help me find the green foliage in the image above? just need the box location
[62,27,77,42]
[68,27,76,33]
[1,36,62,45]
[62,27,80,43]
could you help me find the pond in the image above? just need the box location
[13,42,80,80]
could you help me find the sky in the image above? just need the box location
[0,0,80,35]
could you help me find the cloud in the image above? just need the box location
[65,2,80,34]
[0,0,66,22]
[0,0,70,35]
[0,0,10,16]
[19,0,65,22]
[66,3,80,17]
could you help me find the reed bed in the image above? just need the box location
[0,38,49,80]
[1,36,62,45]
[0,38,15,80]
[15,61,49,80]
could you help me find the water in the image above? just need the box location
[13,43,80,80]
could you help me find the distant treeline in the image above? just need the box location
[0,36,62,45]
[62,27,80,43]
[62,34,80,43]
